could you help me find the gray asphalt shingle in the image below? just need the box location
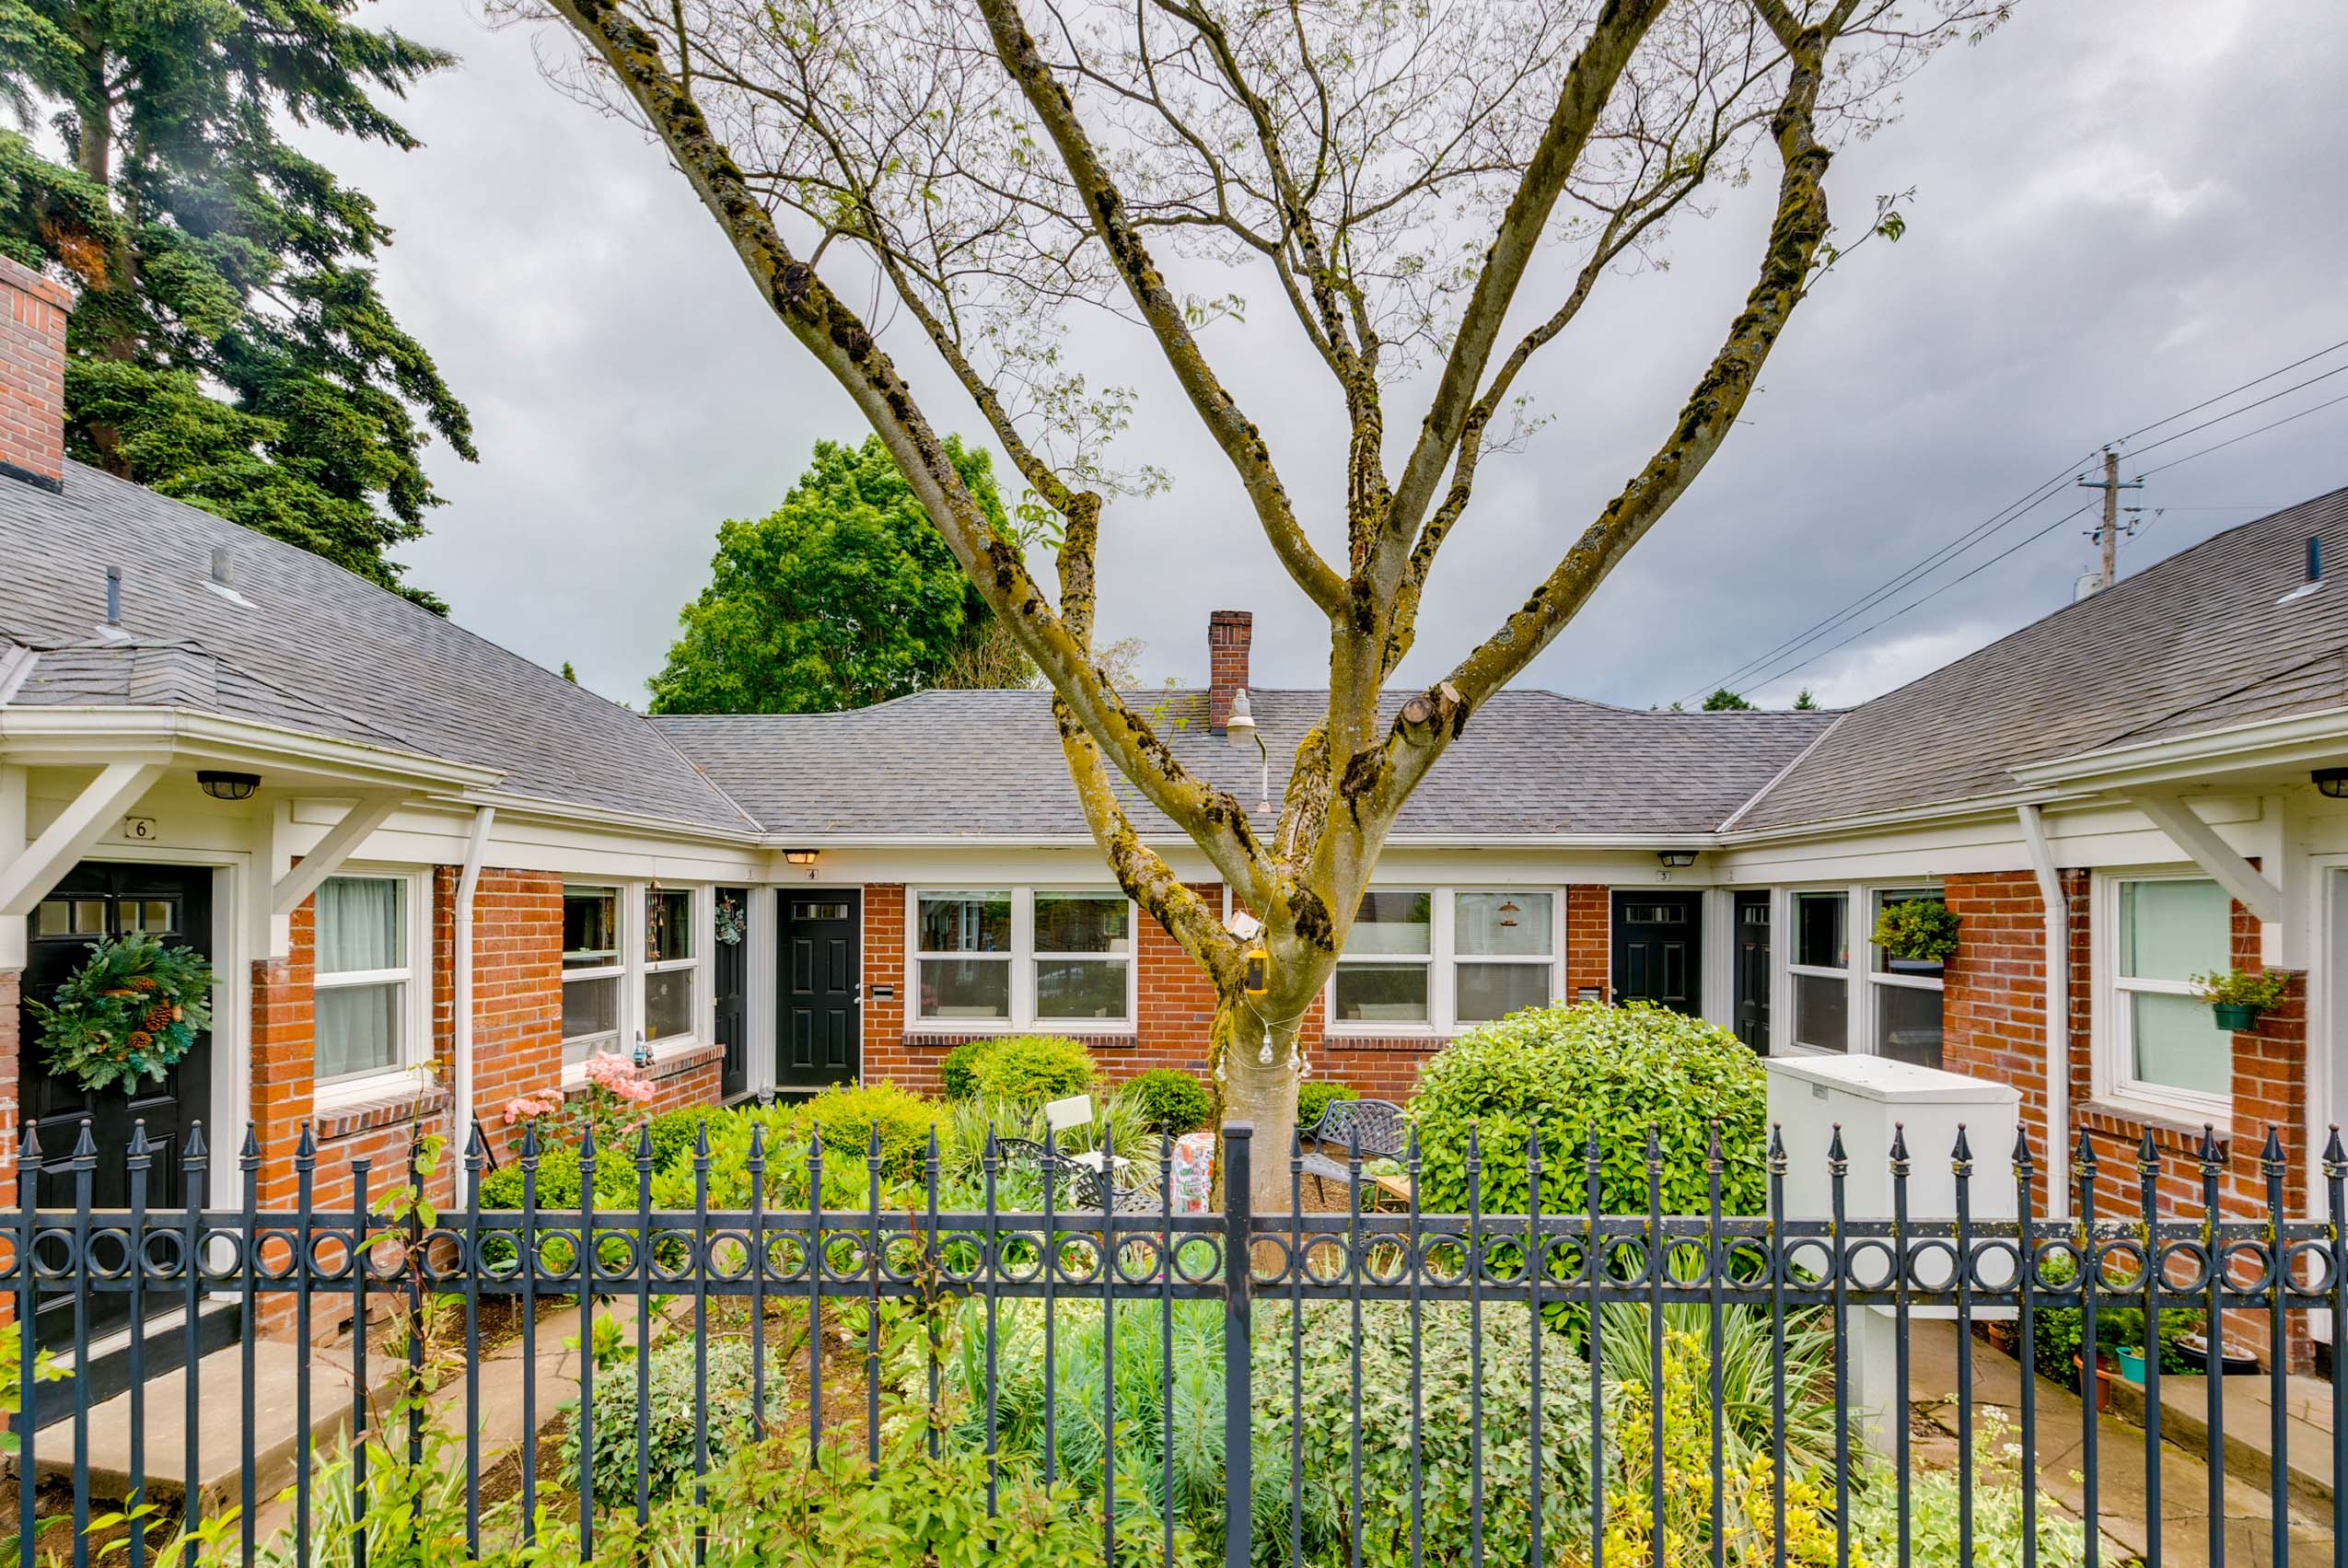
[0,463,755,831]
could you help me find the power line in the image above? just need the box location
[2123,361,2348,458]
[2114,338,2348,444]
[1744,382,2348,694]
[1680,336,2348,706]
[2140,388,2348,477]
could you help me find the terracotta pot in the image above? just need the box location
[2075,1352,2116,1410]
[1984,1320,2019,1355]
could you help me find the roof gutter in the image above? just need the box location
[2017,804,2069,1220]
[0,705,505,791]
[452,805,495,1203]
[2007,704,2348,794]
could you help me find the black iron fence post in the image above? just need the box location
[1222,1121,1252,1568]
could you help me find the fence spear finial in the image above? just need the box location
[1889,1121,1910,1175]
[2326,1124,2346,1177]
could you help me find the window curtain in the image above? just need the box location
[320,877,404,974]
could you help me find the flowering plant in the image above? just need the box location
[504,1051,657,1150]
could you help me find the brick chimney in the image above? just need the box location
[1207,609,1252,732]
[0,256,70,493]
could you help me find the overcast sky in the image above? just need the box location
[327,0,2348,713]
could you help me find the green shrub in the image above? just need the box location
[938,1039,997,1100]
[555,1334,788,1510]
[475,1142,643,1212]
[1296,1081,1359,1132]
[1128,1069,1214,1135]
[647,1106,711,1174]
[1410,1001,1767,1220]
[797,1082,940,1184]
[968,1036,1097,1107]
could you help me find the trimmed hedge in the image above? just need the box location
[1410,1001,1767,1219]
[938,1040,995,1100]
[1127,1069,1214,1135]
[1296,1081,1359,1133]
[967,1036,1097,1107]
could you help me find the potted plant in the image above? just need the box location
[1874,897,1959,973]
[2191,967,2290,1031]
[2116,1344,2147,1384]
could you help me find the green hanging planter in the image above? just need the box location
[2211,1002,2260,1031]
[2192,968,2289,1035]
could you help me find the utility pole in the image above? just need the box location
[2076,447,2145,593]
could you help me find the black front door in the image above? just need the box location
[777,891,859,1092]
[1733,891,1772,1052]
[715,888,750,1100]
[21,862,215,1351]
[1610,889,1703,1016]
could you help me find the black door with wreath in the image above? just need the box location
[714,887,750,1100]
[21,862,215,1353]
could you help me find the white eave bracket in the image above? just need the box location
[0,761,169,916]
[272,790,408,916]
[2126,793,2283,924]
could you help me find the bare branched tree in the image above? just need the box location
[519,0,2005,1201]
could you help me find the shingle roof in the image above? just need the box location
[0,463,756,832]
[653,690,1836,839]
[1730,488,2348,830]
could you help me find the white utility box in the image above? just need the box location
[1762,1054,2022,1453]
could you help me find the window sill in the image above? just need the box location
[902,1021,1138,1038]
[2078,1092,2231,1141]
[312,1074,449,1141]
[561,1037,713,1089]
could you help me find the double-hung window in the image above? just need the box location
[562,884,624,1065]
[315,873,423,1091]
[645,888,698,1043]
[2104,874,2231,1111]
[1868,888,1945,1070]
[911,889,1133,1028]
[1789,890,1850,1051]
[1331,889,1558,1031]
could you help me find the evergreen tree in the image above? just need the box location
[1,0,474,609]
[1793,688,1819,711]
[1702,688,1756,711]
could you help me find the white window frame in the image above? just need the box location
[561,882,627,1071]
[642,885,703,1050]
[906,888,1138,1034]
[1865,884,1947,1069]
[2093,868,2233,1122]
[1784,887,1854,1054]
[311,865,431,1107]
[1324,887,1564,1037]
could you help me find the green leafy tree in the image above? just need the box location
[1702,687,1756,711]
[648,435,1016,714]
[0,0,475,609]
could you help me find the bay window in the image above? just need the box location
[911,889,1133,1029]
[1331,889,1558,1032]
[1789,891,1849,1051]
[1868,888,1945,1070]
[315,873,423,1089]
[2104,874,2231,1109]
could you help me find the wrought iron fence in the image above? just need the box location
[2,1113,2341,1568]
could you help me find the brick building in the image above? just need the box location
[7,254,2348,1381]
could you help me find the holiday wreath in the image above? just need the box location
[29,934,215,1094]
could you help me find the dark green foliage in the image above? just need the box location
[1127,1069,1214,1134]
[968,1036,1098,1108]
[0,4,473,607]
[1873,897,1959,964]
[648,436,1013,714]
[556,1335,785,1510]
[938,1038,995,1100]
[474,1143,640,1212]
[1410,1002,1769,1220]
[1296,1081,1360,1133]
[647,1106,709,1174]
[1702,688,1755,710]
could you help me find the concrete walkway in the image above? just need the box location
[1907,1320,2334,1567]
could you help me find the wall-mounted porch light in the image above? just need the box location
[783,849,819,866]
[1656,849,1698,869]
[2315,767,2348,799]
[197,770,261,801]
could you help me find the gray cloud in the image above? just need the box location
[332,1,2348,714]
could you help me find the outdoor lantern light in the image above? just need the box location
[1656,849,1698,869]
[2317,767,2348,799]
[1243,940,1271,997]
[197,770,261,801]
[783,849,819,865]
[1226,688,1272,814]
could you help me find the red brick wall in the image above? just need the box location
[1942,870,2066,1185]
[1566,885,1610,1001]
[0,254,70,487]
[457,869,565,1159]
[860,884,913,1086]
